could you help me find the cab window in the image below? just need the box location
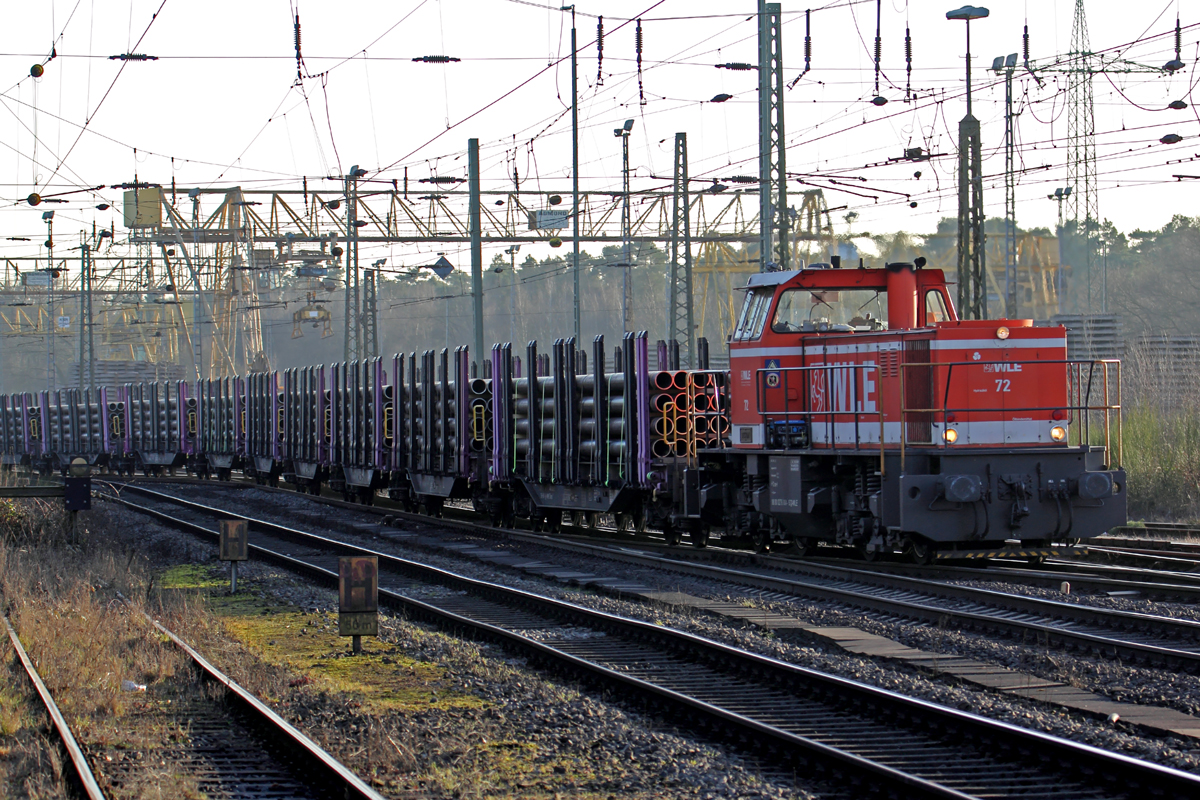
[771,288,888,332]
[733,289,773,341]
[924,290,950,324]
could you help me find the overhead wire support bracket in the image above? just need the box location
[787,9,812,89]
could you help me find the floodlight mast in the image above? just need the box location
[946,6,990,117]
[946,5,990,320]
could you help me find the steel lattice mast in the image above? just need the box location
[1065,0,1099,312]
[758,0,787,271]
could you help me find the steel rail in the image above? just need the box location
[3,616,106,800]
[121,600,386,800]
[112,479,1200,671]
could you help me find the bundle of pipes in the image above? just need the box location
[282,366,324,463]
[245,372,276,462]
[199,377,239,454]
[506,333,638,484]
[408,348,469,476]
[577,355,629,484]
[126,382,183,453]
[649,370,690,458]
[512,349,556,477]
[505,332,648,488]
[690,371,730,446]
[0,398,27,453]
[44,388,106,454]
[647,369,730,458]
[330,358,387,470]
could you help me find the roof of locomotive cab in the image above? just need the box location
[742,265,949,290]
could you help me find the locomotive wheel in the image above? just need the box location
[217,468,232,482]
[751,530,771,554]
[691,525,710,549]
[357,487,375,506]
[615,513,633,533]
[858,545,880,563]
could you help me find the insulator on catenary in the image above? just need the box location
[1165,17,1185,72]
[596,16,604,86]
[1023,24,1030,66]
[805,9,812,68]
[905,27,912,99]
[873,0,882,95]
[636,18,646,106]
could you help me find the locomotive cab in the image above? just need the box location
[717,260,1125,558]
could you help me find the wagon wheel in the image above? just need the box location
[751,530,771,554]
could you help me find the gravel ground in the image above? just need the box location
[100,500,822,800]
[117,484,1200,775]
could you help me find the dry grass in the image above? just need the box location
[1118,347,1200,522]
[0,500,204,799]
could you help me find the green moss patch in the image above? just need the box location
[165,571,480,714]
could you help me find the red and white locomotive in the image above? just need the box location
[697,258,1124,558]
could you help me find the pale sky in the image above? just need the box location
[0,0,1195,269]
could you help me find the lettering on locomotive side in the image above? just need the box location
[810,361,877,413]
[982,363,1024,373]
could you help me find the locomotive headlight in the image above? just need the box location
[943,428,958,444]
[1050,425,1067,442]
[996,326,1010,340]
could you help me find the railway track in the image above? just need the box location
[768,554,1200,600]
[113,479,1200,674]
[1112,522,1200,539]
[4,596,383,800]
[98,482,1200,800]
[109,473,1200,600]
